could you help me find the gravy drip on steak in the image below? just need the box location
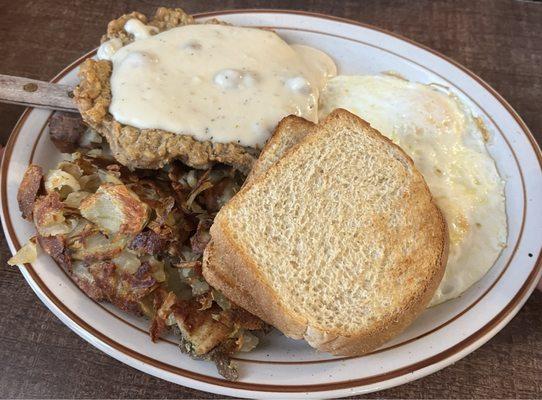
[103,22,336,148]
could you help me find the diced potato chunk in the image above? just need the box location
[33,193,72,236]
[80,184,149,235]
[44,169,81,199]
[63,191,91,208]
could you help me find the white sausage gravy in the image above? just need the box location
[99,21,336,148]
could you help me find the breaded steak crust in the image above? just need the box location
[74,8,258,173]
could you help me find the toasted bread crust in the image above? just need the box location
[203,109,448,356]
[204,224,307,340]
[244,115,315,186]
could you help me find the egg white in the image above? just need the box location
[319,75,507,305]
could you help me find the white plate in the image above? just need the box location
[2,10,541,399]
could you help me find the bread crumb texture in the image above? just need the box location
[216,111,447,337]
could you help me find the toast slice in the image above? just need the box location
[244,116,315,186]
[203,109,448,356]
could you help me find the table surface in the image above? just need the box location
[1,0,541,398]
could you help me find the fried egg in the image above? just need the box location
[319,75,507,305]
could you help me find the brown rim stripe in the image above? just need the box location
[24,24,530,366]
[19,245,542,393]
[1,9,541,393]
[17,28,527,366]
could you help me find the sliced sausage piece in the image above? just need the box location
[48,111,86,153]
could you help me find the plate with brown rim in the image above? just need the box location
[2,10,542,399]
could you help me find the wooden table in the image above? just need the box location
[1,0,541,398]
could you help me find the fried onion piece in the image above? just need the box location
[17,164,43,220]
[200,177,239,213]
[149,289,177,341]
[173,260,202,271]
[129,230,168,254]
[190,218,212,255]
[8,239,37,266]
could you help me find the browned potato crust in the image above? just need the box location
[14,153,265,380]
[17,164,43,220]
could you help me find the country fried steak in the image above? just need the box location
[74,8,258,173]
